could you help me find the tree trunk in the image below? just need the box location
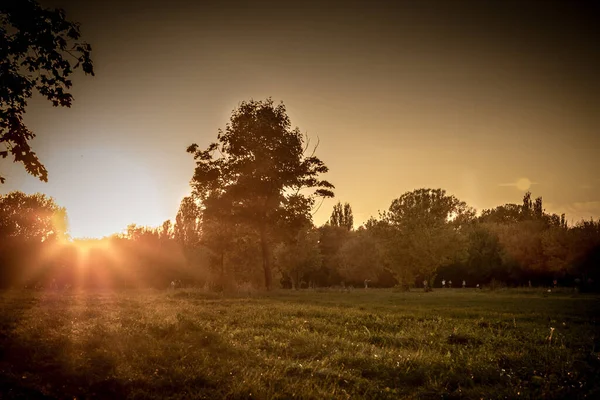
[260,225,272,290]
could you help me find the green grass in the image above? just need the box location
[1,288,599,399]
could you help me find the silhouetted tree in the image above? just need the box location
[0,191,67,241]
[522,191,533,220]
[187,98,334,289]
[479,204,522,224]
[0,0,94,183]
[174,196,201,249]
[275,224,321,289]
[329,201,354,230]
[316,224,350,286]
[534,196,544,219]
[382,188,474,287]
[160,220,174,241]
[0,191,67,287]
[338,228,384,286]
[464,224,504,283]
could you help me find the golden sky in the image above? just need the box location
[1,0,599,238]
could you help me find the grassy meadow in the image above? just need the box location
[1,288,599,399]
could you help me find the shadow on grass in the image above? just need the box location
[0,291,256,399]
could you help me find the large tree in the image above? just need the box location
[187,98,334,289]
[1,0,94,183]
[382,188,475,287]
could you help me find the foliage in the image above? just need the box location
[316,224,351,286]
[187,98,334,289]
[0,0,94,183]
[329,201,353,230]
[462,223,504,283]
[0,191,67,241]
[381,188,473,286]
[174,196,201,249]
[338,228,385,285]
[274,225,321,289]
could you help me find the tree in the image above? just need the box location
[382,188,474,287]
[187,98,334,289]
[329,201,353,230]
[0,191,67,241]
[316,224,350,286]
[479,204,522,224]
[274,225,321,289]
[201,213,248,285]
[338,228,384,286]
[160,219,174,241]
[493,220,547,283]
[541,224,572,278]
[533,196,544,220]
[1,0,94,183]
[464,224,504,283]
[0,191,68,287]
[174,196,201,249]
[522,191,533,220]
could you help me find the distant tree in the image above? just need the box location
[316,224,350,286]
[1,0,94,183]
[174,196,201,249]
[160,220,174,241]
[522,191,533,220]
[382,188,474,287]
[187,98,334,289]
[464,224,504,283]
[533,196,544,220]
[0,191,68,287]
[125,223,159,242]
[570,219,600,286]
[338,228,384,286]
[0,191,67,241]
[541,224,572,278]
[329,201,353,230]
[479,204,522,224]
[275,225,321,289]
[493,220,547,282]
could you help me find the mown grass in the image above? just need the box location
[1,288,599,399]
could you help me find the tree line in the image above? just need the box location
[1,188,598,291]
[1,120,599,292]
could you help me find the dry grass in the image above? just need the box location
[1,288,599,399]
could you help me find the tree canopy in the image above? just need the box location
[329,201,353,231]
[0,0,94,183]
[187,98,334,289]
[382,188,474,286]
[0,191,67,242]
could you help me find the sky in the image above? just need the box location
[1,0,599,238]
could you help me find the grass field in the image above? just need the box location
[1,288,599,399]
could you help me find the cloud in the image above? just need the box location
[498,178,538,191]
